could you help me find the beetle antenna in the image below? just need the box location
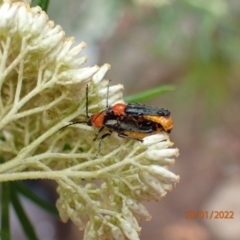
[86,83,90,118]
[106,80,111,108]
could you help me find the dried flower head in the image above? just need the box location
[0,1,179,240]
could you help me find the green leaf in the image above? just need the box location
[1,181,10,240]
[15,182,59,218]
[63,143,72,151]
[10,183,39,240]
[32,0,50,12]
[124,85,175,103]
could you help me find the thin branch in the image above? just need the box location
[0,37,11,87]
[12,93,66,120]
[0,37,12,112]
[13,38,27,107]
[0,63,61,129]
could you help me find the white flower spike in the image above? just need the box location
[0,1,179,239]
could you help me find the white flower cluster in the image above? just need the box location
[0,1,179,240]
[56,133,179,240]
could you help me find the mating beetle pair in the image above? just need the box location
[66,81,173,157]
[88,102,173,141]
[87,83,173,142]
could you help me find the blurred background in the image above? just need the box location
[16,0,240,239]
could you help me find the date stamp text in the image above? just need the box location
[185,211,235,219]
